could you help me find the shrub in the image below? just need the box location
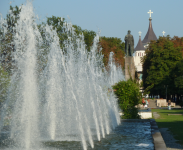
[113,79,142,119]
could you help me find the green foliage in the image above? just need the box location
[6,5,21,30]
[113,79,141,119]
[0,5,21,74]
[72,25,96,52]
[46,16,67,49]
[83,30,96,51]
[142,36,182,96]
[72,25,83,36]
[0,65,10,106]
[174,59,183,93]
[45,17,96,52]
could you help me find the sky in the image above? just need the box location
[0,0,183,46]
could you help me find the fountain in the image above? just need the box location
[0,1,123,149]
[0,1,155,149]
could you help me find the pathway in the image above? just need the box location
[149,99,157,108]
[152,112,160,119]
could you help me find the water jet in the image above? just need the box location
[0,1,123,149]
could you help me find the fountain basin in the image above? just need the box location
[0,120,155,150]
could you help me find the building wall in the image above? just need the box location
[133,50,145,72]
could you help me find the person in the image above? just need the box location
[168,100,171,110]
[146,99,149,108]
[144,99,148,108]
[142,98,145,108]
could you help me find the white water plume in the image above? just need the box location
[0,1,124,150]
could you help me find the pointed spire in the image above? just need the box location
[142,11,157,45]
[135,33,145,51]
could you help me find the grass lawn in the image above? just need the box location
[151,109,183,145]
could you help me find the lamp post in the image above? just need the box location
[164,85,168,101]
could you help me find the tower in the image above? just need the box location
[133,31,145,84]
[142,10,157,48]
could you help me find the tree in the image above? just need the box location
[72,25,83,36]
[0,5,21,74]
[0,65,10,106]
[45,17,97,52]
[99,37,125,68]
[6,5,21,30]
[46,16,67,48]
[171,36,183,55]
[82,30,96,51]
[174,59,183,94]
[142,36,182,97]
[72,25,96,52]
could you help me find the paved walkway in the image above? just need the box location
[152,112,160,119]
[149,99,157,108]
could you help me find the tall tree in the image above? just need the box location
[142,36,182,97]
[82,29,96,52]
[171,36,183,55]
[46,16,67,48]
[99,37,125,68]
[72,25,96,52]
[174,59,183,94]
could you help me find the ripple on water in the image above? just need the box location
[0,121,154,150]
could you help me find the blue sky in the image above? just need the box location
[0,0,183,46]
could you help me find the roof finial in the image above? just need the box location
[147,10,153,18]
[162,31,166,36]
[138,31,142,37]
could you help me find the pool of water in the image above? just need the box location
[0,121,154,150]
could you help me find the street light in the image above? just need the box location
[164,85,168,101]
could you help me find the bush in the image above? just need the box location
[113,79,142,119]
